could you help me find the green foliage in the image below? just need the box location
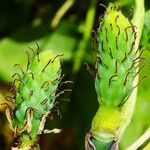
[121,50,150,149]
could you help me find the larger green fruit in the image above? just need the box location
[86,4,143,150]
[95,7,137,107]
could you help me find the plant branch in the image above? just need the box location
[127,127,150,150]
[73,0,97,73]
[132,0,145,50]
[50,0,75,28]
[118,0,145,139]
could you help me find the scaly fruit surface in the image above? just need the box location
[86,4,144,150]
[95,7,137,107]
[6,50,62,149]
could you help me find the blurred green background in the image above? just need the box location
[0,0,150,149]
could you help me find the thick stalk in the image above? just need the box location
[127,127,150,150]
[50,0,75,28]
[118,0,145,138]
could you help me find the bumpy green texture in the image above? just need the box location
[86,5,141,150]
[7,50,62,149]
[95,8,137,107]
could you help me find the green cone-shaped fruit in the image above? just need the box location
[86,4,142,150]
[7,50,62,149]
[95,6,137,107]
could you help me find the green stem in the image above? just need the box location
[118,0,145,139]
[73,0,97,73]
[11,135,40,150]
[20,135,39,149]
[132,0,145,48]
[127,127,150,150]
[115,0,131,6]
[50,0,75,28]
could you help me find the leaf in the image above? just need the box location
[0,20,79,82]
